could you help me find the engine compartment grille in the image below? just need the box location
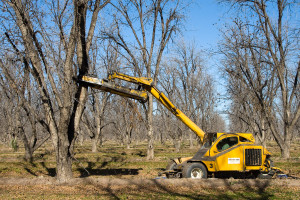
[245,149,262,166]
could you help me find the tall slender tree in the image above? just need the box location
[0,0,110,182]
[104,0,183,159]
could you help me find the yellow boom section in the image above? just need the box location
[80,75,148,103]
[80,71,206,141]
[145,84,206,141]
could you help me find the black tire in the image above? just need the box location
[257,173,272,179]
[165,161,177,178]
[166,161,177,171]
[182,163,207,179]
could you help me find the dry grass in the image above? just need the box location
[0,140,299,199]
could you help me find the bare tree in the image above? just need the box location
[0,53,50,161]
[109,98,143,149]
[157,68,183,152]
[0,0,110,181]
[159,41,223,146]
[82,91,110,152]
[220,0,300,157]
[172,41,219,146]
[226,72,272,147]
[104,0,183,159]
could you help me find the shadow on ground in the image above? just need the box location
[78,167,141,177]
[22,160,141,178]
[22,161,56,177]
[73,157,142,177]
[0,175,297,199]
[71,178,275,200]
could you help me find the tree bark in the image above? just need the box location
[147,95,154,160]
[281,144,290,159]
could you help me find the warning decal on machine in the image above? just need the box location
[228,158,240,164]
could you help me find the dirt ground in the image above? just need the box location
[0,176,300,188]
[0,177,299,199]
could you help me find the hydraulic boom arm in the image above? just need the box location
[80,71,206,141]
[79,75,148,103]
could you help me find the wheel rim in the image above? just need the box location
[191,168,203,179]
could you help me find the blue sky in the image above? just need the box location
[181,1,231,126]
[181,1,230,82]
[183,1,228,50]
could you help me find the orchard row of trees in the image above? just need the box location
[0,36,224,154]
[220,0,299,158]
[0,0,298,182]
[0,0,221,182]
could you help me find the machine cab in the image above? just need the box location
[207,133,262,172]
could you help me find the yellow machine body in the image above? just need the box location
[173,133,271,174]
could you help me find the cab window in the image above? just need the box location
[240,136,250,142]
[216,137,238,152]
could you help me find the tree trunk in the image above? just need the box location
[56,147,73,182]
[261,140,267,149]
[281,144,290,159]
[126,133,130,149]
[19,130,33,162]
[92,130,101,153]
[55,106,75,182]
[16,112,34,162]
[189,131,194,149]
[174,139,181,153]
[99,135,103,147]
[147,95,154,160]
[92,139,97,153]
[24,148,33,162]
[160,130,165,145]
[260,118,267,148]
[21,129,34,162]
